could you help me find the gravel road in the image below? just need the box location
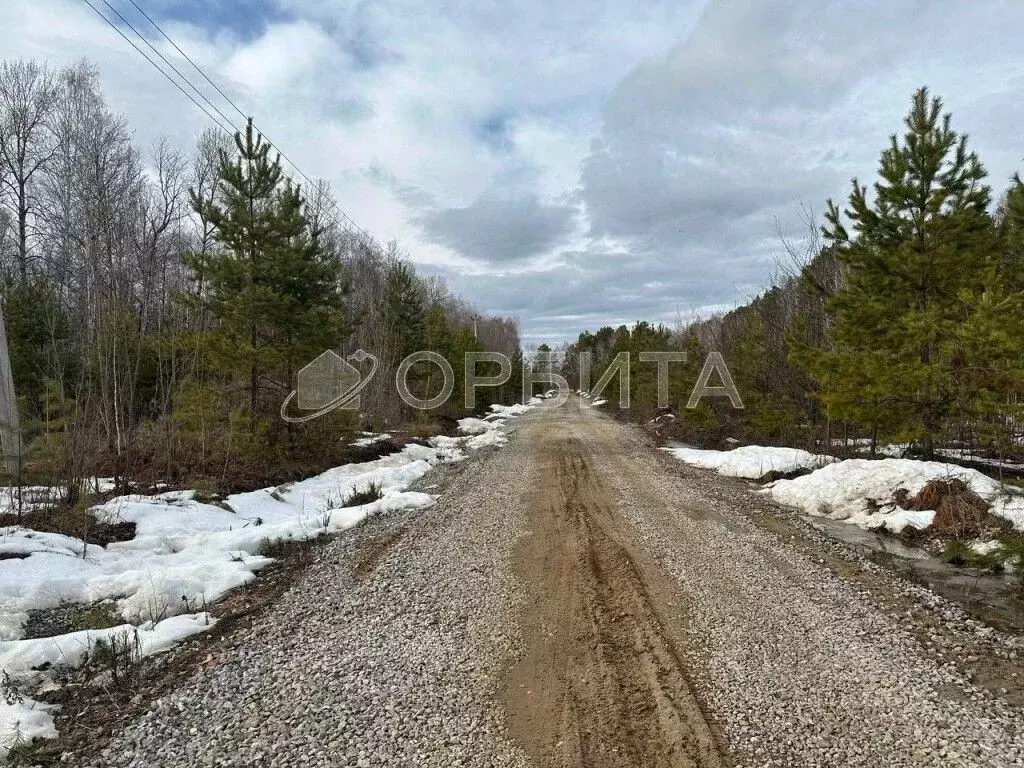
[79,400,1024,767]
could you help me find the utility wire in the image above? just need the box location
[79,0,235,134]
[98,0,243,138]
[120,0,385,253]
[81,0,386,255]
[125,0,247,123]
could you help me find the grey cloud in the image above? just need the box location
[578,0,914,250]
[423,232,776,345]
[403,0,1024,343]
[564,0,1024,347]
[20,0,1021,344]
[417,194,577,264]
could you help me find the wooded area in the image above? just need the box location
[0,58,522,499]
[563,88,1024,465]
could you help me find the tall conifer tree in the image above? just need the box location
[183,119,344,430]
[798,88,995,457]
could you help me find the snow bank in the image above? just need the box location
[0,444,451,636]
[453,401,538,442]
[0,399,538,754]
[0,479,117,516]
[0,612,213,758]
[764,458,1024,533]
[936,448,1024,472]
[457,417,496,435]
[0,432,531,640]
[489,403,532,418]
[663,445,835,480]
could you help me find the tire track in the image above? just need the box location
[504,427,727,768]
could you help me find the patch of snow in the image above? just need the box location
[457,417,502,435]
[971,539,1003,556]
[0,613,213,758]
[489,403,531,418]
[0,445,448,637]
[879,443,911,458]
[0,403,539,644]
[0,478,118,516]
[0,409,535,639]
[663,445,835,481]
[764,458,1024,533]
[349,432,391,448]
[937,448,1024,472]
[0,399,542,754]
[0,697,55,759]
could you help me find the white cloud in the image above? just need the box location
[222,20,341,96]
[1,0,1023,343]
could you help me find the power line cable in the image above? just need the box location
[98,0,244,138]
[124,0,248,123]
[120,0,385,253]
[81,0,386,255]
[79,0,235,134]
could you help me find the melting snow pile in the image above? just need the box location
[663,445,835,480]
[349,432,392,448]
[0,613,214,753]
[0,400,536,757]
[764,458,1024,533]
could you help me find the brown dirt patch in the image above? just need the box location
[503,432,728,767]
[0,506,136,546]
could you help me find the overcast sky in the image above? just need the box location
[4,0,1024,343]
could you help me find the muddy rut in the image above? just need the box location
[504,421,727,768]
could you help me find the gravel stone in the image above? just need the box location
[85,428,535,768]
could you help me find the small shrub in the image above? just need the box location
[72,602,122,631]
[941,539,970,566]
[941,539,1011,574]
[88,629,141,686]
[342,482,383,508]
[901,479,991,538]
[258,535,303,558]
[5,723,44,765]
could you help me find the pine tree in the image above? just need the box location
[384,261,425,360]
[800,88,996,458]
[183,119,344,431]
[950,281,1024,460]
[1001,175,1024,292]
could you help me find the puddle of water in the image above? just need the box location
[802,515,1024,633]
[802,516,930,560]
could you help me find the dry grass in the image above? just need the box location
[899,478,994,538]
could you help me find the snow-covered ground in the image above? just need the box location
[0,401,538,758]
[0,479,117,517]
[765,458,1024,533]
[349,432,392,448]
[936,448,1024,472]
[662,444,1024,535]
[663,445,835,480]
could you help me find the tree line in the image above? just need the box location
[561,88,1024,465]
[0,58,521,497]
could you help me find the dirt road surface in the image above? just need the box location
[82,400,1024,767]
